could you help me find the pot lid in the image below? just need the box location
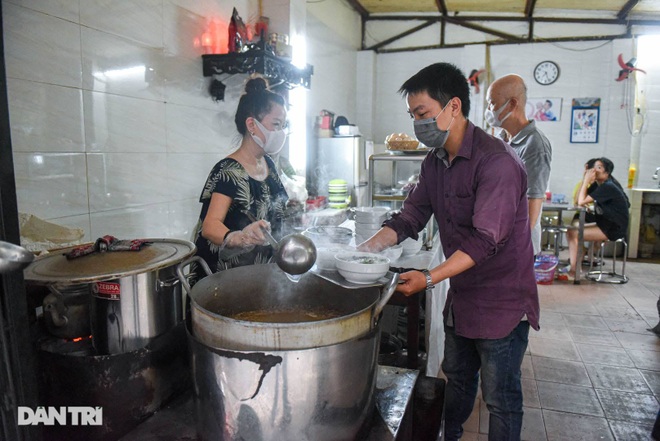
[24,238,196,285]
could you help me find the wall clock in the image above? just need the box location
[534,61,560,85]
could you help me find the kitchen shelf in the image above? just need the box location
[202,49,313,89]
[368,151,436,249]
[372,195,407,202]
[368,152,426,207]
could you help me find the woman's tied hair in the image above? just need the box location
[234,75,286,136]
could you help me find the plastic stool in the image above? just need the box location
[541,225,561,256]
[556,225,571,252]
[586,238,628,284]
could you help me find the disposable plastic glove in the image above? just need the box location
[224,220,271,249]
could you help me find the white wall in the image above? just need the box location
[306,0,361,50]
[4,0,252,243]
[372,45,486,145]
[368,38,657,199]
[636,34,660,190]
[305,13,358,125]
[489,39,635,198]
[4,0,660,244]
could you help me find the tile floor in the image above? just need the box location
[459,255,660,441]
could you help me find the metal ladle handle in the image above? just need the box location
[0,240,34,274]
[243,210,279,249]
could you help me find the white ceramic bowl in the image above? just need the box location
[354,207,391,223]
[355,227,381,236]
[355,220,384,229]
[354,234,370,245]
[335,252,390,284]
[354,237,371,246]
[336,268,388,285]
[401,237,423,256]
[355,234,381,243]
[356,217,387,226]
[354,206,390,216]
[315,245,354,270]
[303,226,353,246]
[380,244,403,262]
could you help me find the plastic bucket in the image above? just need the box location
[534,255,559,285]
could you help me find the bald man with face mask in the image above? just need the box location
[486,74,553,256]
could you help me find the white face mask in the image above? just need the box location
[484,99,512,128]
[251,118,286,155]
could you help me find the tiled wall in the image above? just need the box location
[636,35,660,190]
[305,13,358,127]
[5,0,660,245]
[369,38,660,198]
[3,0,251,243]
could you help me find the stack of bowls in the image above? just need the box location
[315,244,354,271]
[380,244,403,263]
[328,179,349,209]
[401,236,424,256]
[303,226,355,271]
[302,226,353,247]
[354,207,390,244]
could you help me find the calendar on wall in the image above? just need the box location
[570,98,600,143]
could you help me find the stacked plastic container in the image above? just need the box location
[328,179,349,209]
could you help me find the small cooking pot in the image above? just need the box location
[177,259,399,351]
[42,285,91,339]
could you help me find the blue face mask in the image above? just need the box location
[413,100,455,149]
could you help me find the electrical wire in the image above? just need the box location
[544,39,614,51]
[623,78,635,135]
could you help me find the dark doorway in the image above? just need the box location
[0,2,41,440]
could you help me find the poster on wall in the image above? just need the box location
[526,98,562,121]
[570,98,601,143]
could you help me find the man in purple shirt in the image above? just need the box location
[358,62,539,441]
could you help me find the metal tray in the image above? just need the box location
[310,268,393,289]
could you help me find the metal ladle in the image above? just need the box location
[0,240,34,274]
[243,211,317,275]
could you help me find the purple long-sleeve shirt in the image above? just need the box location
[384,121,540,339]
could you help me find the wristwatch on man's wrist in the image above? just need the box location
[420,269,435,290]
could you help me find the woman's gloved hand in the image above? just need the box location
[224,220,271,248]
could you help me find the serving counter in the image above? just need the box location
[338,220,448,376]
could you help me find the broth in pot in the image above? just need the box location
[230,307,342,323]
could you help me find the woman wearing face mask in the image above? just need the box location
[192,76,289,278]
[564,157,630,280]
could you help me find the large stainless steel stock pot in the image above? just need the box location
[24,238,195,354]
[178,261,398,441]
[177,259,398,351]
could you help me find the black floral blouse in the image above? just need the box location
[193,156,288,276]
